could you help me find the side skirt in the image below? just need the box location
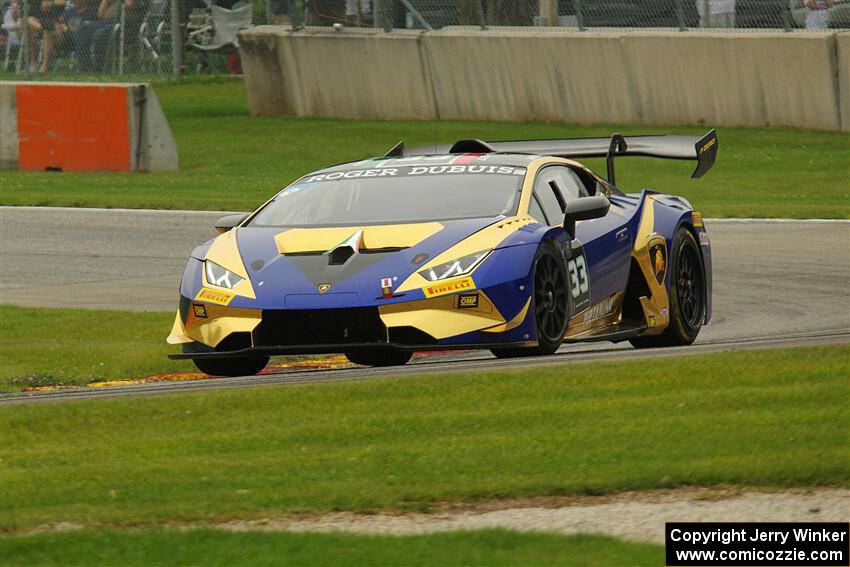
[168,340,539,360]
[563,323,647,344]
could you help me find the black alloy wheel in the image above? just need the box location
[676,232,705,333]
[492,242,568,358]
[630,227,705,348]
[193,355,270,377]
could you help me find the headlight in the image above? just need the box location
[419,250,490,282]
[204,260,244,289]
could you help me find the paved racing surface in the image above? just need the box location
[1,207,848,404]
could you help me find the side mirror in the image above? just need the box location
[563,195,610,237]
[214,213,249,234]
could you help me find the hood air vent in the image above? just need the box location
[327,230,363,266]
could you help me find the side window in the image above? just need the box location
[532,167,568,226]
[559,168,592,200]
[528,195,547,224]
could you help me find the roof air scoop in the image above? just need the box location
[326,230,363,265]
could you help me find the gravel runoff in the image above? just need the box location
[219,488,850,544]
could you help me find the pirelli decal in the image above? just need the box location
[195,287,236,306]
[423,277,475,298]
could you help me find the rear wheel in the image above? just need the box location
[491,242,568,358]
[630,227,705,348]
[345,349,413,367]
[193,356,269,377]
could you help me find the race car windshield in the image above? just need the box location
[249,164,526,227]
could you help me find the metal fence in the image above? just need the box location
[2,0,846,81]
[296,0,850,31]
[0,0,271,80]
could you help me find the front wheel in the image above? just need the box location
[345,349,413,367]
[491,242,568,358]
[193,355,269,377]
[630,227,705,348]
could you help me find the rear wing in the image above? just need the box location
[389,130,718,186]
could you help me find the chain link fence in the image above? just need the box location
[1,0,846,81]
[296,0,850,31]
[0,0,276,80]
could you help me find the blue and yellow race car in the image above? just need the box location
[168,131,717,376]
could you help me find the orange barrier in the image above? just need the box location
[17,84,131,172]
[0,82,178,172]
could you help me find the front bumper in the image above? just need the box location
[167,287,534,359]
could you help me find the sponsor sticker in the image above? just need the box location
[572,294,616,325]
[192,304,208,318]
[195,288,235,306]
[423,277,475,298]
[586,296,615,321]
[457,293,480,309]
[699,231,710,247]
[692,211,703,228]
[304,165,526,183]
[615,227,629,242]
[698,136,716,155]
[381,277,393,299]
[568,241,591,315]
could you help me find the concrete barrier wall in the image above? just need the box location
[240,27,850,132]
[421,31,638,123]
[241,27,436,120]
[0,83,18,169]
[620,32,841,131]
[0,82,178,172]
[838,32,850,132]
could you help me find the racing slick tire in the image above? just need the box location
[490,241,568,358]
[345,349,413,367]
[630,227,705,348]
[193,356,270,377]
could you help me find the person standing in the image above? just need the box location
[804,0,833,29]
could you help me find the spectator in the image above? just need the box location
[697,0,736,28]
[72,0,101,71]
[123,0,150,64]
[804,0,833,29]
[27,0,68,73]
[2,0,22,68]
[88,0,139,72]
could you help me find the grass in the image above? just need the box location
[0,79,847,218]
[0,529,662,567]
[0,305,190,392]
[1,345,847,532]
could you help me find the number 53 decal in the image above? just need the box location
[567,241,591,314]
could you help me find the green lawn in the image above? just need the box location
[2,345,846,532]
[0,80,847,218]
[0,529,662,567]
[0,305,189,392]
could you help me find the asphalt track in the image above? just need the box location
[1,207,848,404]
